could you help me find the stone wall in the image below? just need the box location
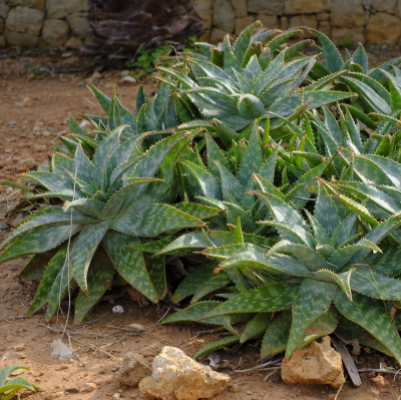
[194,0,401,46]
[0,0,90,49]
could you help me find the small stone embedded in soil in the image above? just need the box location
[19,354,26,359]
[66,387,81,393]
[44,392,64,400]
[112,393,121,400]
[83,383,97,392]
[230,384,241,393]
[371,375,390,387]
[128,324,145,331]
[112,367,117,372]
[281,336,345,388]
[246,391,253,395]
[60,365,70,370]
[15,344,24,351]
[139,346,231,400]
[116,352,152,387]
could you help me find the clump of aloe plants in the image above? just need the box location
[3,22,401,366]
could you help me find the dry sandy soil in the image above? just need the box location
[1,57,401,400]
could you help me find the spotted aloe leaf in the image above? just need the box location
[0,226,79,264]
[170,260,218,303]
[45,253,77,321]
[74,248,114,323]
[27,246,68,316]
[240,312,272,344]
[193,335,240,359]
[102,231,159,303]
[216,251,313,278]
[111,203,205,237]
[19,250,58,282]
[1,209,95,249]
[191,272,232,304]
[286,279,336,357]
[313,268,354,300]
[314,182,340,237]
[162,301,222,325]
[144,253,167,300]
[334,290,401,365]
[70,221,111,293]
[179,160,221,199]
[329,240,381,269]
[296,306,340,350]
[237,121,263,186]
[200,283,300,319]
[261,309,292,358]
[350,265,401,300]
[266,240,329,271]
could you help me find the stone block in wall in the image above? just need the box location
[46,0,82,19]
[0,4,9,19]
[247,0,283,15]
[193,0,212,30]
[281,16,288,30]
[331,0,365,27]
[5,29,39,46]
[289,15,317,38]
[235,16,254,35]
[0,34,5,47]
[232,0,247,18]
[284,0,329,14]
[7,0,44,8]
[331,27,365,45]
[42,19,69,46]
[257,14,279,29]
[317,13,330,21]
[67,12,89,39]
[366,12,401,44]
[78,0,90,12]
[395,1,401,18]
[65,36,82,49]
[5,6,43,35]
[318,20,331,37]
[371,0,396,13]
[213,0,235,33]
[210,28,229,44]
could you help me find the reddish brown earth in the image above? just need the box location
[1,56,401,400]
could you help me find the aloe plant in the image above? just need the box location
[0,129,220,323]
[0,366,38,400]
[164,177,401,361]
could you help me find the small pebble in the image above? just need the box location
[36,378,42,383]
[112,393,121,400]
[112,367,117,372]
[246,391,253,395]
[109,299,116,305]
[15,344,25,351]
[19,354,26,359]
[99,369,106,374]
[83,383,97,392]
[230,384,241,393]
[39,372,45,376]
[128,324,145,331]
[61,365,70,370]
[66,387,80,393]
[131,395,137,399]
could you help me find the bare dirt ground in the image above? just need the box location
[1,52,401,400]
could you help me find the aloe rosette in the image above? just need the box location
[164,178,401,361]
[0,129,221,323]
